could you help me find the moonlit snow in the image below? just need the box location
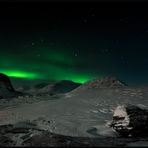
[0,86,148,146]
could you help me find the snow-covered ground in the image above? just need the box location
[0,87,148,146]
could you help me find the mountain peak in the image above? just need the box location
[71,76,127,92]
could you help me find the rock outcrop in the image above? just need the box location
[0,73,23,98]
[0,73,15,92]
[109,104,148,137]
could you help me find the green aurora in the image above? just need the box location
[0,69,93,83]
[0,49,98,84]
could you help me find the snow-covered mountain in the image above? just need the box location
[71,76,127,93]
[25,80,81,95]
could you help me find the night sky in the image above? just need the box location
[0,1,148,85]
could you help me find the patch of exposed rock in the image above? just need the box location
[0,73,24,99]
[109,104,148,137]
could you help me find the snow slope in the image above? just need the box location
[0,87,148,139]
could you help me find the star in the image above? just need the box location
[37,54,41,57]
[101,49,109,53]
[120,18,124,22]
[91,13,95,17]
[31,42,35,46]
[74,53,78,57]
[119,18,128,24]
[84,19,88,23]
[41,39,44,42]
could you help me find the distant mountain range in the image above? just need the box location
[0,73,128,98]
[18,80,81,95]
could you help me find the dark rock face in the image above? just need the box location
[34,83,48,89]
[0,73,15,92]
[50,80,81,94]
[0,73,24,98]
[110,105,148,137]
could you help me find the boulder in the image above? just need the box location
[109,104,148,137]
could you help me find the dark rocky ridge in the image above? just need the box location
[50,80,81,94]
[0,73,15,92]
[0,73,24,98]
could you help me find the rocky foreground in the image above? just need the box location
[0,104,148,147]
[0,121,144,147]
